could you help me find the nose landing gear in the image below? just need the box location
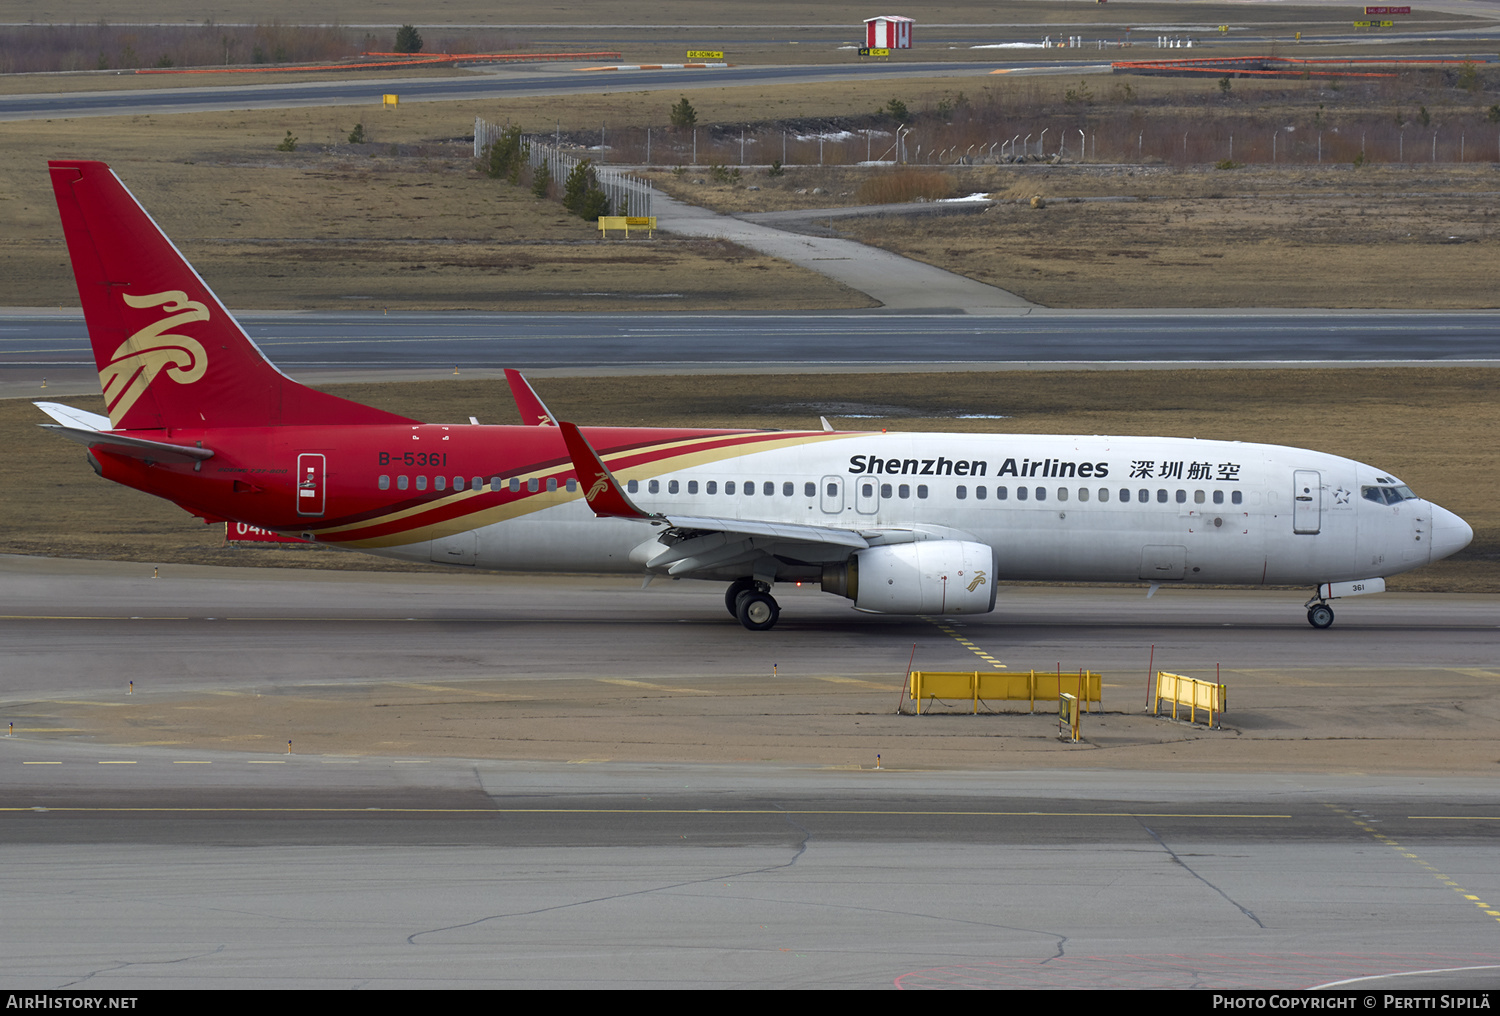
[1306,601,1335,629]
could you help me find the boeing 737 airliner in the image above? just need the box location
[36,160,1473,630]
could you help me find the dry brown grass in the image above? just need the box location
[838,164,1500,308]
[5,368,1495,591]
[855,168,955,204]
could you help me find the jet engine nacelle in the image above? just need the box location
[822,540,998,615]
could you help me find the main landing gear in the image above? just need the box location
[725,577,780,631]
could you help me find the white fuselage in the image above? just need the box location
[375,432,1466,593]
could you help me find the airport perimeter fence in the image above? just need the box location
[478,115,1500,174]
[474,118,654,218]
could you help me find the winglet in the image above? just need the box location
[558,421,656,521]
[505,368,558,427]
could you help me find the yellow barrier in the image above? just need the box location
[1153,671,1226,728]
[382,94,399,108]
[909,670,1101,714]
[598,216,657,238]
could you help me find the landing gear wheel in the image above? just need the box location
[1307,604,1335,629]
[735,590,780,631]
[725,578,758,618]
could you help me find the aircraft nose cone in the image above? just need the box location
[1429,503,1473,563]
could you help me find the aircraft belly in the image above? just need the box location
[474,504,645,573]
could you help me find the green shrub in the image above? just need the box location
[487,126,527,183]
[669,97,697,128]
[394,24,423,54]
[348,123,366,144]
[276,130,297,152]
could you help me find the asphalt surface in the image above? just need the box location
[2,310,1498,399]
[2,557,1498,987]
[0,61,1062,121]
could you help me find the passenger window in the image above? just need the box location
[1157,489,1168,503]
[416,476,428,491]
[473,476,483,491]
[566,478,577,492]
[490,476,502,491]
[1213,490,1224,505]
[1017,487,1029,502]
[976,486,987,500]
[397,476,409,490]
[786,482,795,497]
[626,479,638,494]
[898,484,910,499]
[669,480,680,494]
[547,478,558,492]
[1232,491,1243,505]
[1078,488,1089,502]
[725,481,736,495]
[434,476,446,491]
[706,481,717,495]
[527,478,538,492]
[378,475,390,490]
[510,478,521,493]
[917,485,928,499]
[956,485,967,500]
[649,479,660,494]
[1194,490,1205,504]
[1175,490,1186,504]
[688,480,699,494]
[1138,489,1149,503]
[1098,488,1108,502]
[1035,487,1046,501]
[881,483,892,498]
[1057,487,1069,502]
[453,477,465,491]
[996,486,1007,500]
[804,482,815,497]
[765,482,775,496]
[827,482,838,498]
[1119,489,1130,503]
[742,481,753,496]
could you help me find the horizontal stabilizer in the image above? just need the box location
[39,423,214,464]
[34,401,111,432]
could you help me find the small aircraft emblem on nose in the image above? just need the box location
[1334,486,1351,505]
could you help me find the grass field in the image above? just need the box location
[6,368,1494,591]
[6,68,1500,310]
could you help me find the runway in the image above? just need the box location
[2,556,1498,987]
[0,61,1049,122]
[2,310,1497,397]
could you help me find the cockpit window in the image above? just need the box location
[1362,484,1417,505]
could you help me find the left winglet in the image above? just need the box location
[505,368,558,427]
[558,421,657,521]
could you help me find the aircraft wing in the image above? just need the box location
[558,421,869,551]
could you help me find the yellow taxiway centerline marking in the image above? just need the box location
[1329,803,1500,925]
[597,679,713,694]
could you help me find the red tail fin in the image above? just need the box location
[48,160,414,431]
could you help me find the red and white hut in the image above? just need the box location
[864,15,914,49]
